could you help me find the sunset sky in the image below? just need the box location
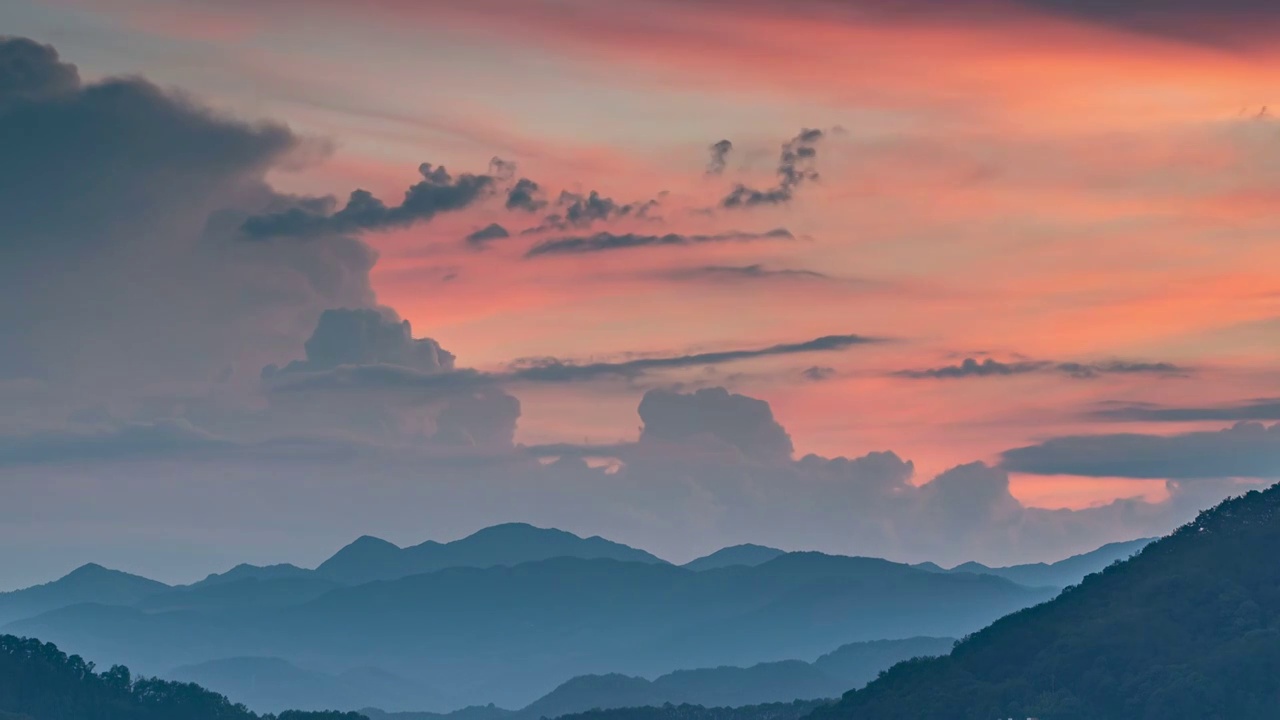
[2,0,1280,587]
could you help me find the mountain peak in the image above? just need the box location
[349,534,399,550]
[64,562,110,577]
[683,543,787,571]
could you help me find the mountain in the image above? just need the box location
[135,578,344,613]
[920,537,1155,589]
[168,657,435,714]
[517,637,955,719]
[0,633,366,720]
[192,564,315,588]
[8,553,1051,710]
[551,701,827,720]
[314,524,668,584]
[0,564,168,626]
[682,546,785,572]
[809,638,955,688]
[360,703,827,720]
[359,707,511,720]
[815,485,1280,719]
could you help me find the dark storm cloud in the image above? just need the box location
[660,264,828,282]
[0,37,79,107]
[1091,398,1280,423]
[525,227,795,257]
[464,222,511,247]
[721,128,824,209]
[895,357,1188,380]
[1001,422,1280,479]
[0,36,379,389]
[240,163,495,239]
[707,139,733,174]
[505,178,547,212]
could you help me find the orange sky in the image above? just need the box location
[7,0,1280,511]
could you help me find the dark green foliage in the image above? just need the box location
[0,634,367,720]
[814,484,1280,720]
[554,700,828,720]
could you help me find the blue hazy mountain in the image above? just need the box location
[6,553,1049,710]
[192,564,316,587]
[814,485,1280,719]
[682,546,786,572]
[915,537,1155,589]
[0,564,168,626]
[135,577,345,613]
[159,637,954,717]
[168,657,434,714]
[314,524,668,584]
[514,637,954,720]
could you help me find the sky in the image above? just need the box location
[1,0,1280,588]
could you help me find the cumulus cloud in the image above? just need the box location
[240,163,495,239]
[638,387,793,462]
[707,139,733,174]
[1001,421,1280,479]
[431,390,522,449]
[5,384,1240,579]
[895,357,1188,380]
[264,308,455,377]
[721,128,824,209]
[464,222,511,247]
[525,228,795,257]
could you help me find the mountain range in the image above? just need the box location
[0,523,1151,714]
[2,484,1272,720]
[168,637,953,718]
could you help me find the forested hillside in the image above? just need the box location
[0,634,366,720]
[815,485,1280,719]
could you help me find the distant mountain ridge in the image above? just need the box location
[0,526,1158,715]
[314,523,668,584]
[516,637,954,720]
[7,553,1049,710]
[168,657,434,715]
[0,564,168,627]
[682,546,785,572]
[915,537,1155,588]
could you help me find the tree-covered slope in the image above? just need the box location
[0,634,365,720]
[814,484,1280,720]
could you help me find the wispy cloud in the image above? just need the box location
[525,228,795,257]
[895,357,1189,380]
